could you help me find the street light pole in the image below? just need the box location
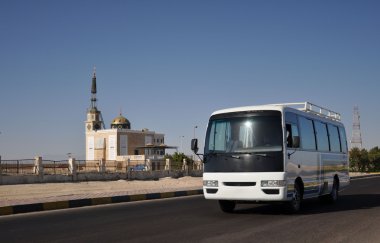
[0,132,1,167]
[193,125,198,139]
[179,136,184,153]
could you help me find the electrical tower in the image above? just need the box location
[351,106,363,149]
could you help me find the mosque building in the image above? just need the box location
[85,69,172,169]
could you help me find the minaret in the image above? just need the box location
[91,68,97,109]
[85,67,105,132]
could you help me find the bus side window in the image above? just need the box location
[285,112,300,149]
[286,124,293,147]
[328,124,341,152]
[299,116,317,150]
[314,121,329,152]
[286,123,300,148]
[292,124,300,148]
[339,126,348,153]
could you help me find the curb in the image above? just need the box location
[0,189,204,216]
[350,174,380,180]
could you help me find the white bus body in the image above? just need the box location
[199,102,349,212]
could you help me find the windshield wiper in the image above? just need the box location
[206,152,270,159]
[228,152,259,159]
[232,152,270,158]
[254,153,270,158]
[207,152,242,159]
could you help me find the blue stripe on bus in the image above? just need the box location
[304,189,319,195]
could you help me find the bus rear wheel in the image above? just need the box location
[326,178,339,203]
[218,200,236,213]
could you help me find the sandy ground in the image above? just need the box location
[0,176,203,207]
[348,172,380,177]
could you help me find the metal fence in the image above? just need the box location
[0,159,202,175]
[76,160,100,173]
[0,159,35,175]
[75,160,165,173]
[43,160,69,175]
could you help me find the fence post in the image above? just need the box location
[34,156,43,180]
[146,159,151,171]
[125,158,130,179]
[99,159,106,173]
[165,158,171,171]
[126,158,130,172]
[182,158,188,171]
[68,158,77,181]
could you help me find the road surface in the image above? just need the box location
[1,176,380,243]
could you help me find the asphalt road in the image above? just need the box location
[1,176,380,243]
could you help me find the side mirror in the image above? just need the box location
[191,138,199,154]
[293,136,300,148]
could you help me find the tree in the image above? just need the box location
[349,146,380,172]
[368,146,380,172]
[164,152,194,170]
[360,149,369,172]
[349,147,361,172]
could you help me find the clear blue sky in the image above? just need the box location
[0,0,379,159]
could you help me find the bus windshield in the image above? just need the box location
[205,113,283,154]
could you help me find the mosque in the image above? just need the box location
[85,69,174,169]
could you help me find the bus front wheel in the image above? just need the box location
[287,183,302,213]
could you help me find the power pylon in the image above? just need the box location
[350,106,363,149]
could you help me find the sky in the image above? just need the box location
[0,0,379,159]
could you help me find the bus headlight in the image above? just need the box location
[261,180,286,187]
[203,180,218,187]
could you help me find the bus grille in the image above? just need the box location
[223,182,256,187]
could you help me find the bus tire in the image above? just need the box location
[326,178,339,203]
[287,183,302,213]
[218,200,236,213]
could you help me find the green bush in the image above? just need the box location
[350,146,380,172]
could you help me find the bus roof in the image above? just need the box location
[211,102,341,122]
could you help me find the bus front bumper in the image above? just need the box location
[203,172,289,202]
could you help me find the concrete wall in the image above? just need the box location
[0,170,203,185]
[126,132,146,156]
[0,157,202,185]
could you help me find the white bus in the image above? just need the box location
[191,102,349,213]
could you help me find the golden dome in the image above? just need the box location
[111,114,131,129]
